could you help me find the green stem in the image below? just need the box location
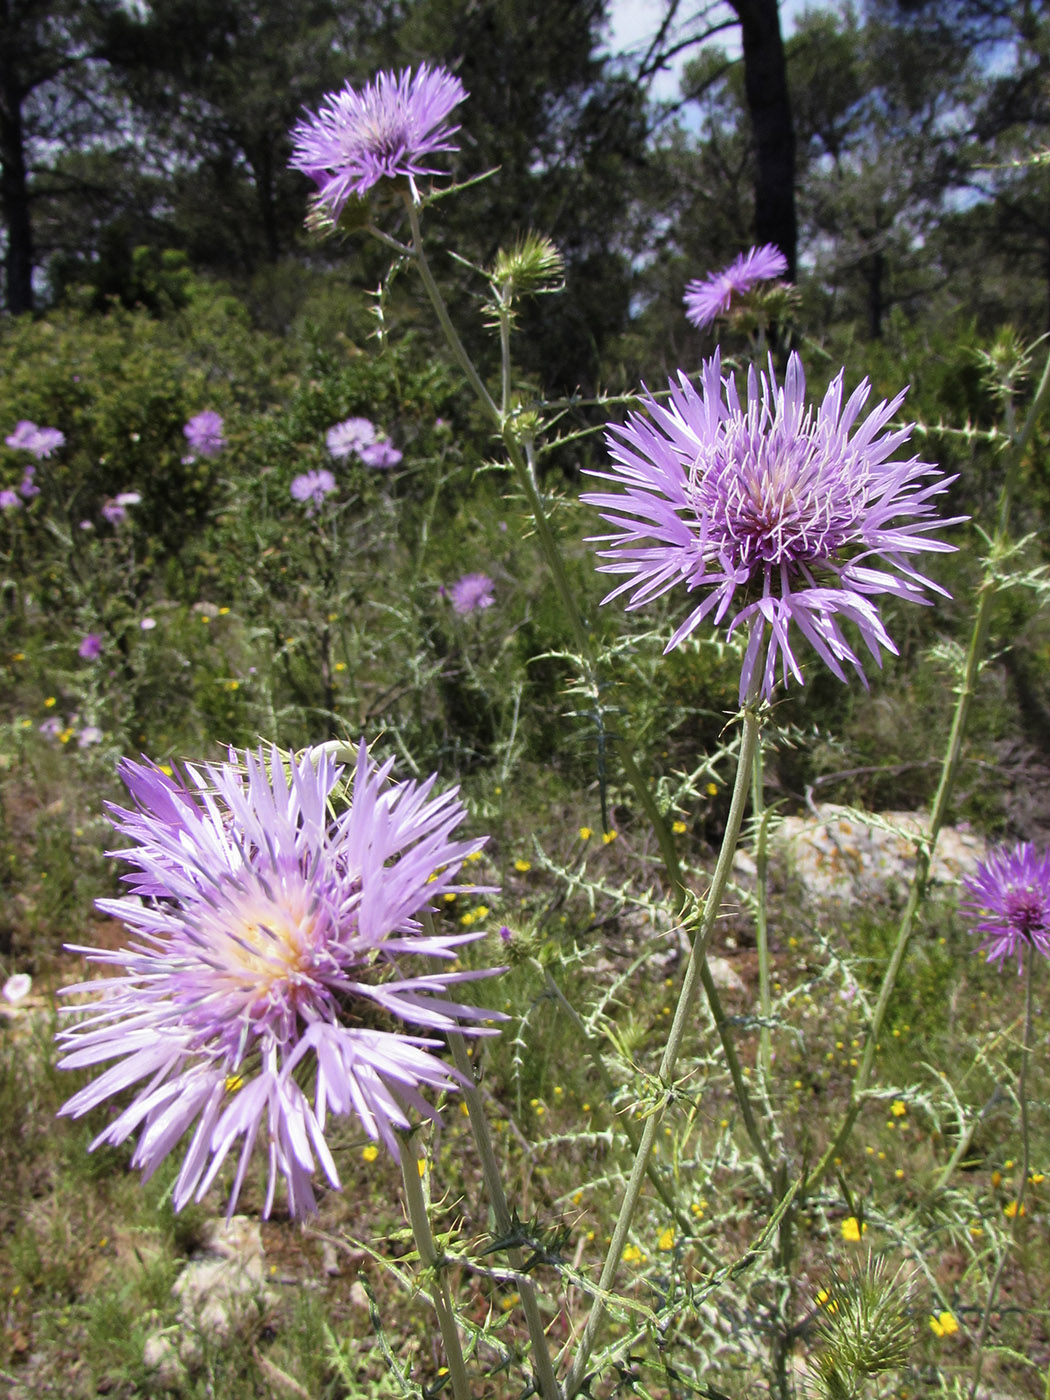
[804,340,1050,1196]
[967,947,1035,1400]
[752,743,772,1080]
[538,964,720,1266]
[404,196,500,423]
[447,1033,562,1400]
[395,1133,473,1400]
[561,669,767,1398]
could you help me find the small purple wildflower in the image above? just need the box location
[39,716,62,737]
[28,427,65,459]
[115,491,142,507]
[5,420,65,458]
[327,417,376,459]
[290,65,467,215]
[18,467,39,500]
[78,633,104,661]
[359,438,403,469]
[77,726,104,748]
[684,244,789,330]
[101,500,127,524]
[0,490,21,510]
[583,350,963,702]
[183,411,226,459]
[962,843,1050,972]
[449,573,495,615]
[291,468,336,511]
[5,421,37,452]
[56,743,501,1218]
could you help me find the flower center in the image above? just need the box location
[1005,886,1046,939]
[182,876,334,1033]
[687,415,866,575]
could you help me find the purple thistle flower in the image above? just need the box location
[28,426,65,459]
[290,468,337,509]
[6,420,64,458]
[684,244,789,330]
[359,438,403,469]
[0,489,21,510]
[962,843,1050,972]
[449,573,495,615]
[5,420,38,452]
[326,417,376,459]
[583,351,963,702]
[56,743,501,1218]
[78,633,104,660]
[183,411,226,459]
[290,65,467,216]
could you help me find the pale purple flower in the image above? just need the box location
[359,438,403,469]
[5,421,38,452]
[290,65,467,215]
[326,417,375,459]
[39,716,62,737]
[5,420,64,458]
[291,468,336,510]
[79,519,94,530]
[77,726,104,748]
[684,244,789,330]
[18,467,39,499]
[140,617,156,630]
[101,500,127,524]
[962,843,1050,973]
[28,427,64,459]
[183,411,226,459]
[78,633,104,660]
[0,490,20,510]
[449,573,495,615]
[115,491,142,507]
[56,743,501,1218]
[3,972,32,1004]
[583,351,962,702]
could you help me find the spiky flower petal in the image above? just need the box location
[683,244,788,329]
[57,744,500,1217]
[962,842,1050,972]
[583,351,962,702]
[290,65,467,216]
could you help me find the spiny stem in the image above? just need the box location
[395,1132,472,1400]
[967,946,1036,1400]
[447,1032,562,1400]
[561,669,766,1398]
[805,338,1050,1197]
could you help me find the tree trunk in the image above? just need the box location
[0,50,34,314]
[728,0,797,279]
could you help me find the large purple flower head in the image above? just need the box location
[962,843,1050,973]
[583,351,962,702]
[57,743,500,1218]
[684,244,789,330]
[183,411,226,459]
[290,65,467,216]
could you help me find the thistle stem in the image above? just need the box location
[805,339,1050,1197]
[561,668,766,1398]
[447,1032,562,1400]
[752,743,773,1080]
[395,1133,473,1400]
[967,946,1035,1400]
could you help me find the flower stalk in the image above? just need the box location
[396,1133,473,1400]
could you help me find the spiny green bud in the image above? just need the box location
[489,234,565,300]
[808,1257,914,1400]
